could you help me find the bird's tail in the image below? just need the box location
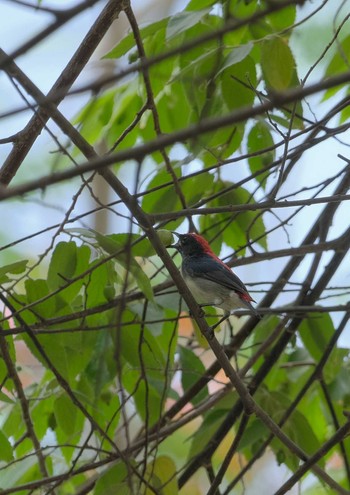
[241,297,260,318]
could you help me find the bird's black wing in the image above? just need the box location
[183,255,251,298]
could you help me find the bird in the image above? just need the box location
[168,232,258,328]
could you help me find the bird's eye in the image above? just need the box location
[181,236,189,244]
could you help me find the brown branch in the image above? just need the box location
[207,413,250,495]
[0,0,125,185]
[151,192,350,221]
[0,0,100,71]
[1,303,348,339]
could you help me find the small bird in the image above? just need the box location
[168,232,258,325]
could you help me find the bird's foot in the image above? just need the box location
[210,312,231,333]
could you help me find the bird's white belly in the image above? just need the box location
[183,273,243,312]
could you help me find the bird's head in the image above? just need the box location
[169,232,213,257]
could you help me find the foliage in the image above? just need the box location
[0,0,350,494]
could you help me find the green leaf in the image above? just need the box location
[30,391,56,440]
[266,4,296,33]
[0,430,13,461]
[122,368,164,426]
[269,113,293,128]
[188,408,228,458]
[166,8,211,40]
[323,35,350,101]
[105,84,143,150]
[47,242,91,304]
[299,312,334,362]
[142,167,181,214]
[20,318,97,385]
[25,278,56,319]
[54,393,80,437]
[186,0,216,10]
[258,387,323,471]
[94,462,129,495]
[247,121,275,183]
[179,346,208,406]
[252,315,282,349]
[0,260,28,284]
[154,79,192,131]
[323,347,349,384]
[47,242,77,288]
[65,230,154,301]
[0,331,16,395]
[182,171,215,206]
[261,37,295,90]
[284,347,313,384]
[107,33,135,59]
[104,18,169,59]
[197,123,245,164]
[217,43,253,75]
[285,410,323,464]
[214,181,267,252]
[325,35,350,77]
[94,233,154,301]
[118,318,166,370]
[328,367,350,401]
[0,390,14,404]
[0,455,37,489]
[93,393,121,439]
[74,82,143,150]
[220,56,257,110]
[145,456,178,495]
[239,419,269,451]
[118,318,172,425]
[177,46,220,83]
[340,90,350,123]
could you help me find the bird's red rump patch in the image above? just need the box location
[240,292,254,302]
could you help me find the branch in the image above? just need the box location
[0,0,101,71]
[1,68,350,195]
[151,193,350,221]
[225,311,350,492]
[124,1,191,225]
[275,418,350,495]
[0,328,52,484]
[0,0,125,185]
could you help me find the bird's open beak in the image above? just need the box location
[167,231,180,249]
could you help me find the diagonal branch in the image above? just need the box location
[0,0,125,185]
[275,417,350,495]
